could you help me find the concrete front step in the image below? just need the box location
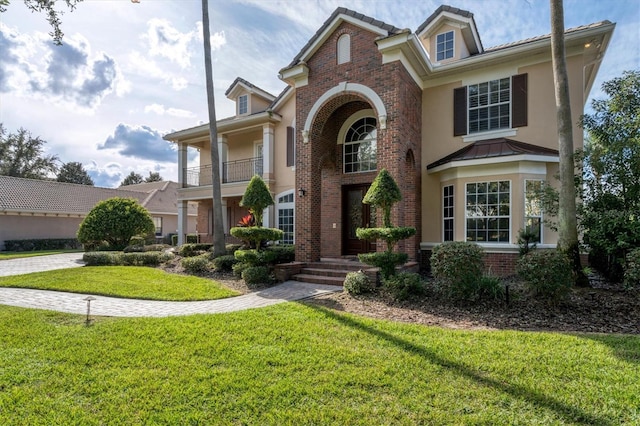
[300,267,360,278]
[292,274,346,286]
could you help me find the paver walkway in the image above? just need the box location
[0,253,341,317]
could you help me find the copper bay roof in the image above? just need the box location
[426,138,559,170]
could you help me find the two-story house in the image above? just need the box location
[164,5,614,276]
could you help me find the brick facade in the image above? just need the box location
[295,22,422,262]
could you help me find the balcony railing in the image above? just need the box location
[184,157,263,187]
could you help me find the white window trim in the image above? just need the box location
[464,180,512,244]
[524,179,544,244]
[467,76,512,136]
[238,94,249,116]
[276,190,295,244]
[436,30,454,62]
[338,110,377,174]
[442,184,454,242]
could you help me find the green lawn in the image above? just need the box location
[0,303,637,425]
[0,249,82,260]
[0,266,239,301]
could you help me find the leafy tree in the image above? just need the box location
[581,70,640,208]
[0,124,59,179]
[549,0,587,286]
[0,0,82,45]
[56,161,93,185]
[120,171,144,186]
[239,175,274,227]
[144,171,163,182]
[579,70,640,281]
[77,197,155,251]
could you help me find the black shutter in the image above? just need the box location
[453,86,467,136]
[286,126,295,167]
[511,73,528,128]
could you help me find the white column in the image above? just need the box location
[178,143,187,187]
[262,124,274,180]
[221,198,228,235]
[218,135,228,183]
[177,200,188,245]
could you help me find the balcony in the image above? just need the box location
[184,157,263,187]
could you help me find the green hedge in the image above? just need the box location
[83,251,174,266]
[4,238,82,252]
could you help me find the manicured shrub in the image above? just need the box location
[266,245,295,263]
[232,261,249,278]
[143,244,166,252]
[77,197,155,251]
[171,234,178,246]
[83,251,118,266]
[234,249,279,267]
[212,254,238,272]
[178,243,213,257]
[344,271,375,295]
[181,254,211,274]
[517,250,573,301]
[430,242,485,300]
[239,175,275,227]
[82,251,173,266]
[358,252,408,279]
[225,244,243,255]
[383,272,425,301]
[242,266,272,287]
[624,248,640,289]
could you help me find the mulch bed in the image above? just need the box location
[161,258,639,335]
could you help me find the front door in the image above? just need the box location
[343,184,376,255]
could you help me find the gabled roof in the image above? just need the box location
[0,176,194,216]
[224,76,276,101]
[283,7,404,70]
[426,138,559,170]
[415,5,483,55]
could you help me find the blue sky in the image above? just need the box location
[1,0,638,187]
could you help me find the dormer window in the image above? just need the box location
[436,31,454,61]
[238,94,248,115]
[337,34,351,64]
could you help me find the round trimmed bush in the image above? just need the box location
[517,250,572,300]
[181,254,211,275]
[344,271,374,295]
[383,272,425,301]
[242,266,272,287]
[212,254,238,272]
[430,242,485,299]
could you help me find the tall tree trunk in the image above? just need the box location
[549,0,588,286]
[202,0,226,257]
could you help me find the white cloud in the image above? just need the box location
[144,103,195,118]
[127,51,188,91]
[0,23,129,112]
[145,18,198,68]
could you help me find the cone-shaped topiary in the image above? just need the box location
[362,168,402,227]
[240,175,274,226]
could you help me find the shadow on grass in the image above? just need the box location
[579,333,640,364]
[306,303,615,426]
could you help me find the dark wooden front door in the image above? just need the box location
[343,184,376,255]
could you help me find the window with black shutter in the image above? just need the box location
[453,87,467,136]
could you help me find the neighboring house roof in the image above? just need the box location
[0,176,195,216]
[426,138,560,170]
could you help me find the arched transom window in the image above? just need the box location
[337,34,351,64]
[344,117,377,173]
